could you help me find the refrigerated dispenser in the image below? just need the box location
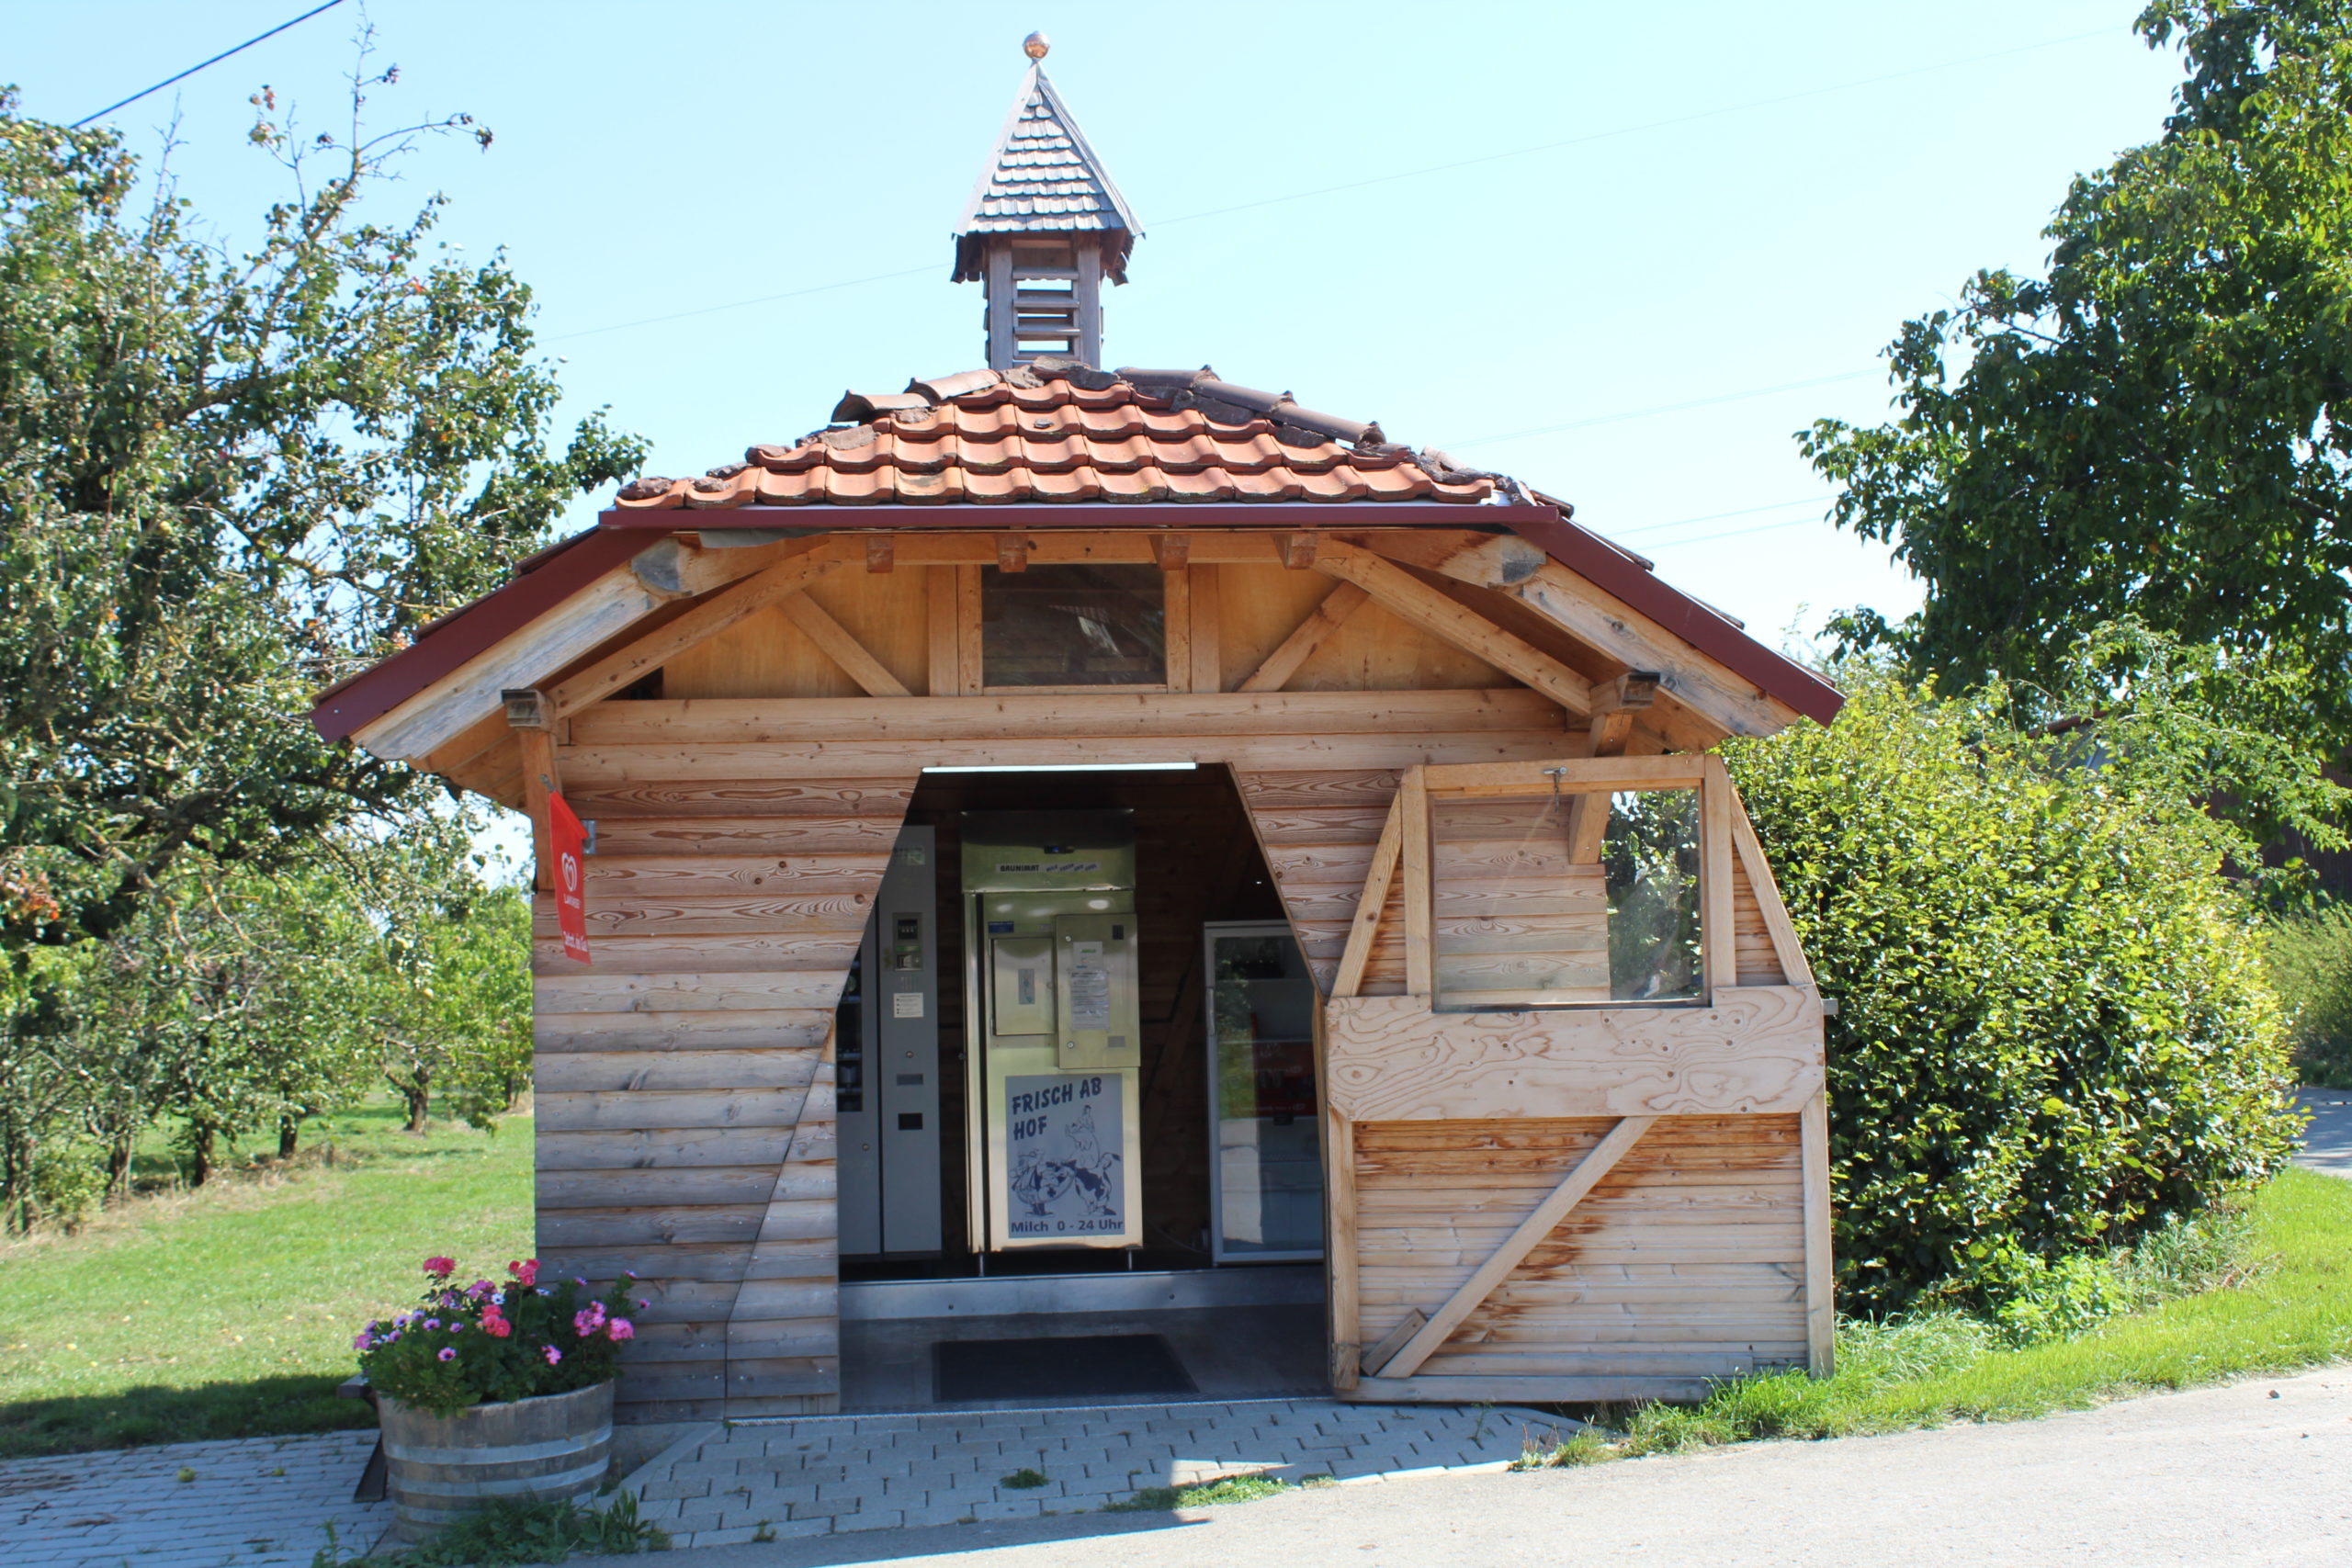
[961,811,1144,1251]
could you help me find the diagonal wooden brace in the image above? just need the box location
[1364,1114,1657,1381]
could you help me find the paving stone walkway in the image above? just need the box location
[7,1399,1555,1564]
[1,1429,390,1568]
[622,1397,1567,1547]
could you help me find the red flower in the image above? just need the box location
[423,1256,457,1279]
[506,1259,539,1288]
[481,1305,513,1339]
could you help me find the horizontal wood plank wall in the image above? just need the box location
[1731,846,1787,987]
[532,775,917,1419]
[1352,1115,1808,1398]
[1233,769,1403,996]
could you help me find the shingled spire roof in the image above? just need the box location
[951,52,1139,286]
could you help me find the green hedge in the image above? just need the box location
[1726,670,2301,1313]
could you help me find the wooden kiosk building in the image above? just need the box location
[312,49,1843,1421]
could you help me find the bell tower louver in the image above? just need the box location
[951,34,1140,370]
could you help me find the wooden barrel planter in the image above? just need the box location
[377,1380,614,1541]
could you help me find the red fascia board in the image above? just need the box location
[1508,511,1845,728]
[594,502,1549,531]
[307,528,649,745]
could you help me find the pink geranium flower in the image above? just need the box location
[424,1256,457,1279]
[543,1347,562,1365]
[607,1318,634,1342]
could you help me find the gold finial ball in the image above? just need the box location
[1024,31,1050,60]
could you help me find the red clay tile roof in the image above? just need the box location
[952,65,1139,284]
[607,362,1504,512]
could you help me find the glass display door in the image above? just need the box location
[1204,921,1325,1262]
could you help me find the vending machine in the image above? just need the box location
[835,827,942,1257]
[960,812,1144,1251]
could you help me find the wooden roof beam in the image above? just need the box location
[543,552,843,719]
[776,595,911,699]
[1354,534,1798,741]
[1312,547,1593,717]
[1237,581,1372,694]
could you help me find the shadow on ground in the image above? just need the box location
[0,1374,368,1461]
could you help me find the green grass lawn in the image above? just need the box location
[0,1101,533,1459]
[1526,1165,2352,1463]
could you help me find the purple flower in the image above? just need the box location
[352,1332,372,1351]
[437,1347,457,1362]
[424,1318,440,1331]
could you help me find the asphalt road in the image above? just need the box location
[580,1364,2352,1568]
[2301,1088,2352,1178]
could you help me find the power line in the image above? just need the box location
[1610,494,1838,537]
[1150,27,2116,231]
[553,265,939,344]
[548,23,2120,344]
[71,1,346,129]
[1439,372,1875,452]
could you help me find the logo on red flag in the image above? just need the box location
[548,791,591,964]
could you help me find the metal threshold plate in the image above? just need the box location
[842,1264,1323,1322]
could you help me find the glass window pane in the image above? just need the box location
[981,564,1166,687]
[1207,928,1323,1258]
[1432,787,1703,1010]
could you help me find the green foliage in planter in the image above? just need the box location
[357,1258,639,1417]
[2264,904,2352,1088]
[1725,642,2312,1313]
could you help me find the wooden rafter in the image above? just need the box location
[544,553,842,718]
[1313,550,1594,716]
[1366,1115,1657,1380]
[776,595,911,698]
[1238,581,1372,694]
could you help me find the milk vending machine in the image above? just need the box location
[961,812,1144,1252]
[835,827,942,1257]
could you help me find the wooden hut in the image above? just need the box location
[311,47,1842,1422]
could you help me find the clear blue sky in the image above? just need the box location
[11,0,2188,652]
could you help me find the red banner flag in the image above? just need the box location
[548,790,591,964]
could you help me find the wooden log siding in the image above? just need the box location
[1240,760,1828,1402]
[531,777,919,1419]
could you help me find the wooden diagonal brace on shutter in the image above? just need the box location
[1364,1114,1657,1381]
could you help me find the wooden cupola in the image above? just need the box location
[951,34,1140,370]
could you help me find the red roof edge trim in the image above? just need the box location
[307,528,649,745]
[594,502,1533,531]
[1509,510,1845,728]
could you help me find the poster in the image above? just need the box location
[1004,1072,1125,1238]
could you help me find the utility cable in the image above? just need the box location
[1437,372,1875,452]
[71,1,346,129]
[549,23,2120,344]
